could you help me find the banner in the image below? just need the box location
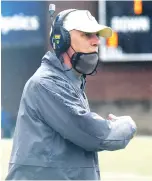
[1,1,46,47]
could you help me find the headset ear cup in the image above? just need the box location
[49,9,78,55]
[50,26,71,55]
[65,29,71,51]
[59,27,71,53]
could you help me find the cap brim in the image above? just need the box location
[98,26,113,38]
[75,24,113,38]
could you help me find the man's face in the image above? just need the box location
[69,30,100,53]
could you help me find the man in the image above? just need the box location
[6,9,137,180]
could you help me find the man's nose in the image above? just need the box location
[91,34,101,46]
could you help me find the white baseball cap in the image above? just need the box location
[62,9,113,38]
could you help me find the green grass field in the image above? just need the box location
[99,136,152,180]
[1,136,152,181]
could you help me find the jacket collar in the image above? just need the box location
[42,51,84,89]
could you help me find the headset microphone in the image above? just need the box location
[49,4,56,18]
[49,4,56,31]
[49,4,56,50]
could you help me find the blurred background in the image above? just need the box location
[1,1,152,180]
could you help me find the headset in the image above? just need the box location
[50,8,78,57]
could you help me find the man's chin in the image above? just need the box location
[92,49,98,53]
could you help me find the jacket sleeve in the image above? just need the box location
[35,78,137,152]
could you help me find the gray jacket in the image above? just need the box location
[6,51,137,180]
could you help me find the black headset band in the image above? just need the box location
[54,9,77,26]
